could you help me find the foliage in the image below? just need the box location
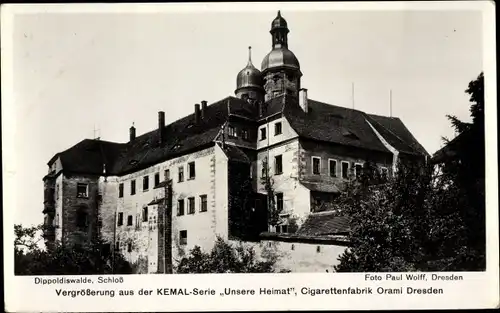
[260,157,281,227]
[14,224,133,275]
[335,72,485,272]
[176,237,281,273]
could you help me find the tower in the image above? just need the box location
[235,46,264,103]
[261,11,302,101]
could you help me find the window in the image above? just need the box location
[291,244,295,251]
[188,197,195,214]
[312,157,321,175]
[329,159,337,177]
[200,195,208,212]
[260,127,267,141]
[55,183,59,200]
[76,183,88,198]
[276,192,284,212]
[354,163,363,178]
[188,162,196,179]
[274,122,282,135]
[178,166,184,182]
[127,215,133,226]
[119,183,124,198]
[142,207,148,222]
[154,173,160,187]
[274,155,283,175]
[179,230,187,245]
[164,169,170,181]
[127,243,132,252]
[177,199,185,216]
[341,161,350,179]
[228,126,237,138]
[115,241,120,251]
[76,209,88,229]
[316,246,321,253]
[117,212,123,226]
[241,129,249,140]
[143,175,149,191]
[131,180,136,195]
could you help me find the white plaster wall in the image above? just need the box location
[257,137,313,228]
[112,145,227,272]
[256,116,298,150]
[170,146,220,263]
[293,183,311,226]
[241,240,347,273]
[214,144,229,240]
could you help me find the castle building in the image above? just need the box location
[42,11,428,273]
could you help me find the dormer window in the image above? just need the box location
[228,126,237,138]
[342,128,359,140]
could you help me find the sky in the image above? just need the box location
[5,5,484,226]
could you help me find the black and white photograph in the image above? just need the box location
[2,2,498,311]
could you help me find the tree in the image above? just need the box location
[14,224,133,275]
[439,72,485,270]
[176,237,282,273]
[334,72,486,272]
[260,157,281,228]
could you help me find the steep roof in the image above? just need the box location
[365,113,429,156]
[295,212,350,236]
[52,139,127,176]
[283,96,392,153]
[48,94,427,177]
[51,97,249,176]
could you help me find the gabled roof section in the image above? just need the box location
[259,95,287,119]
[295,212,350,237]
[54,139,127,176]
[221,144,252,163]
[49,96,249,176]
[365,113,429,157]
[282,97,391,153]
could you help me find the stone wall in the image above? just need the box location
[61,174,100,246]
[234,239,347,273]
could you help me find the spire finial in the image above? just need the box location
[277,10,281,17]
[248,46,252,64]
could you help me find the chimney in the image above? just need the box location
[201,100,207,119]
[158,111,165,145]
[194,104,201,124]
[129,124,136,141]
[299,88,308,113]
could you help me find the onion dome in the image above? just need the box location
[236,46,263,91]
[261,47,300,73]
